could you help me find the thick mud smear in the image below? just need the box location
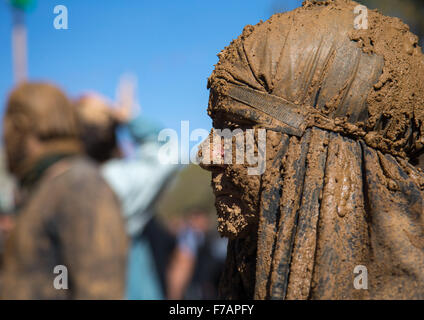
[205,0,424,299]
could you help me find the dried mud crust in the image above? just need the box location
[208,0,424,159]
[207,0,424,299]
[208,0,424,237]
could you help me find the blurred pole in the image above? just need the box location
[116,73,140,117]
[12,8,27,83]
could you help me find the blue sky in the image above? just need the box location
[0,0,301,134]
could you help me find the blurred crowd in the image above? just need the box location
[0,79,226,300]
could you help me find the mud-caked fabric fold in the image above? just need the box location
[210,0,424,300]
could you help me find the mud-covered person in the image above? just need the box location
[0,82,128,299]
[74,89,179,299]
[200,0,424,300]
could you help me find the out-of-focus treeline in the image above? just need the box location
[156,164,217,229]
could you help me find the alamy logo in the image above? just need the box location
[53,5,68,30]
[157,121,267,175]
[53,265,68,290]
[353,265,368,290]
[354,5,368,30]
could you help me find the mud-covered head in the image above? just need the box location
[74,94,119,163]
[204,0,424,239]
[3,82,80,179]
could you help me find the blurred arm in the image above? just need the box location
[102,115,181,237]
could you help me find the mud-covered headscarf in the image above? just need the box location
[207,0,424,299]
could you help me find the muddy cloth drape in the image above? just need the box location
[208,0,424,299]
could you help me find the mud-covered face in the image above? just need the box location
[200,126,261,239]
[200,92,281,239]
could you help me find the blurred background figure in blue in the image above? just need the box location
[167,206,227,300]
[75,76,181,299]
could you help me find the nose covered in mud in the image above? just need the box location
[198,126,267,173]
[197,128,264,239]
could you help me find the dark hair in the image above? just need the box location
[74,96,119,163]
[79,121,118,163]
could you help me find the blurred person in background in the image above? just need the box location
[0,82,128,299]
[167,207,227,300]
[75,76,180,300]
